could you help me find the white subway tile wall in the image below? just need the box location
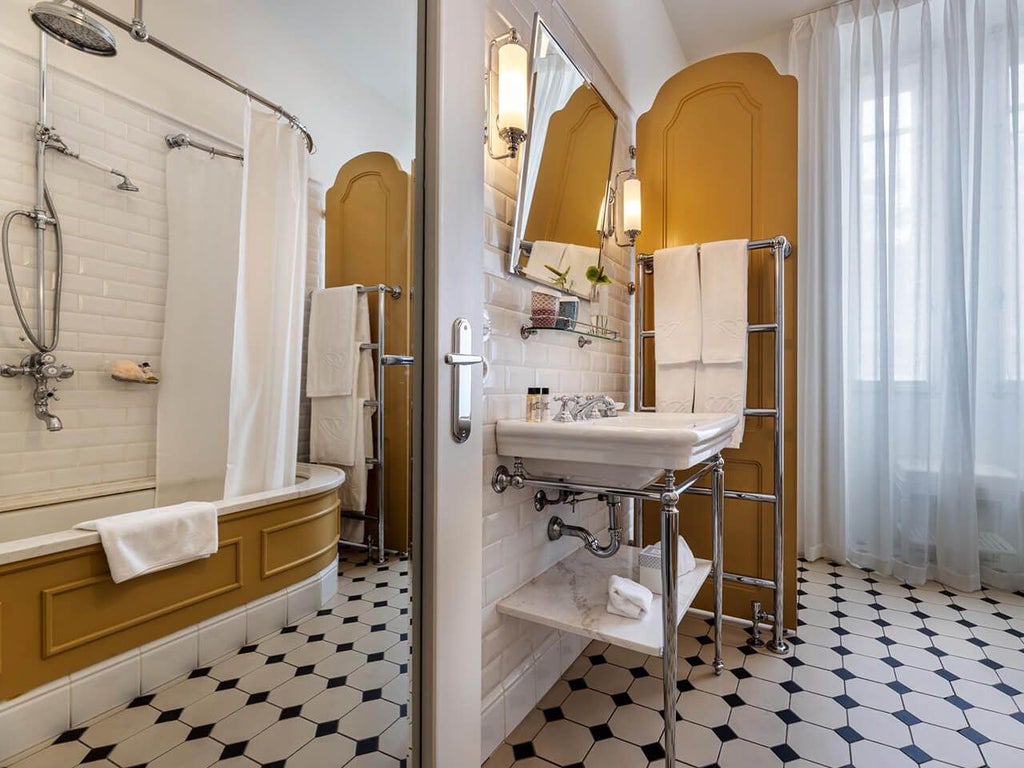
[481,1,637,759]
[0,43,325,498]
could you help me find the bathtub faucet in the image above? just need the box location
[1,352,74,431]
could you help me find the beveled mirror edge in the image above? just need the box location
[506,12,619,302]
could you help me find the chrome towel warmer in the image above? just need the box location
[335,283,411,565]
[633,235,793,656]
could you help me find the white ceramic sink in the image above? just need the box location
[495,412,740,488]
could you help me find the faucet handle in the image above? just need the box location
[552,394,579,423]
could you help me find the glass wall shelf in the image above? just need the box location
[520,321,620,348]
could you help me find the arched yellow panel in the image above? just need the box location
[325,152,413,553]
[635,53,798,628]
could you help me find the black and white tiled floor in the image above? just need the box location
[6,549,410,768]
[486,558,1024,768]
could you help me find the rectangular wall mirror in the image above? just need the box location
[508,14,617,301]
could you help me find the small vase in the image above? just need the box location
[591,286,610,333]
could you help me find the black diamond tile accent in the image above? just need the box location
[373,600,388,608]
[966,637,988,648]
[221,742,248,760]
[872,618,891,628]
[995,682,1021,697]
[723,693,744,708]
[772,744,800,762]
[567,677,587,691]
[887,680,912,695]
[542,706,565,722]
[835,694,858,709]
[879,636,897,647]
[901,744,931,764]
[156,707,184,723]
[777,709,801,725]
[833,668,856,681]
[247,690,270,704]
[925,647,948,658]
[641,742,666,761]
[316,608,333,616]
[306,633,325,643]
[833,626,851,636]
[677,679,695,693]
[327,676,348,689]
[588,653,608,665]
[956,619,977,629]
[187,723,215,741]
[216,678,240,691]
[959,726,989,745]
[53,727,87,744]
[267,654,286,664]
[511,742,535,760]
[867,603,885,612]
[684,654,704,667]
[738,644,759,656]
[696,635,714,645]
[343,617,359,625]
[188,667,211,679]
[81,744,116,763]
[936,669,959,682]
[629,666,649,678]
[280,705,303,720]
[945,695,972,710]
[732,667,753,680]
[239,643,259,653]
[399,663,409,674]
[712,724,738,742]
[127,694,155,709]
[367,652,385,662]
[337,643,354,652]
[834,645,853,656]
[781,680,803,694]
[993,612,1012,621]
[281,625,299,634]
[837,726,863,743]
[611,692,632,707]
[295,664,316,676]
[881,656,903,668]
[784,656,805,668]
[316,720,339,737]
[262,760,287,768]
[362,688,382,702]
[894,710,922,726]
[590,723,614,741]
[370,623,387,631]
[939,590,957,597]
[979,658,1003,670]
[919,628,939,638]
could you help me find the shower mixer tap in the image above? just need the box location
[1,352,74,431]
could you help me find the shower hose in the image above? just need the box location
[1,183,63,353]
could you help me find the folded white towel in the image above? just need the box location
[607,574,654,620]
[656,362,697,414]
[307,287,366,398]
[75,501,218,584]
[654,245,701,365]
[523,240,568,284]
[699,239,749,363]
[695,359,748,449]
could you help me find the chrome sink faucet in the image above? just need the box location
[552,393,618,422]
[1,352,74,431]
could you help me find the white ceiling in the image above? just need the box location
[661,0,826,62]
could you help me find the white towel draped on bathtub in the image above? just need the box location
[75,501,218,584]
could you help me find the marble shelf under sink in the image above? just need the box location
[496,544,712,657]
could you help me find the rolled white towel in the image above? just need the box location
[607,574,654,620]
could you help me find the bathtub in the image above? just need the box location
[0,463,344,705]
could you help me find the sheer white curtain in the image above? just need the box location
[792,0,1024,591]
[224,104,309,497]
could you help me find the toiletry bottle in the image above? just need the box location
[539,387,551,421]
[526,387,540,422]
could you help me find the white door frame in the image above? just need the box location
[419,0,485,765]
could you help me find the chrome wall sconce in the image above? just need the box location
[598,147,642,247]
[485,27,529,160]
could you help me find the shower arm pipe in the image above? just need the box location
[44,136,135,187]
[69,0,316,154]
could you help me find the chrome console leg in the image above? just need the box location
[660,470,680,765]
[711,455,725,675]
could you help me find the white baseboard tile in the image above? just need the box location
[287,574,323,624]
[480,687,506,763]
[140,627,199,693]
[0,676,71,764]
[70,649,141,728]
[197,607,247,665]
[245,591,289,643]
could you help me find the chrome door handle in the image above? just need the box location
[444,353,483,366]
[382,354,415,366]
[446,318,479,443]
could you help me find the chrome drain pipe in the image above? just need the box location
[547,495,622,558]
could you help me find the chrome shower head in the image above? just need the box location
[30,2,117,57]
[115,175,139,193]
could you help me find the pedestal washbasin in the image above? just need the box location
[495,411,740,488]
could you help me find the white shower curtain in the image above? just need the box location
[224,104,309,497]
[159,151,243,505]
[792,0,1024,591]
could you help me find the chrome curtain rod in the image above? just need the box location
[71,0,315,154]
[165,133,243,162]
